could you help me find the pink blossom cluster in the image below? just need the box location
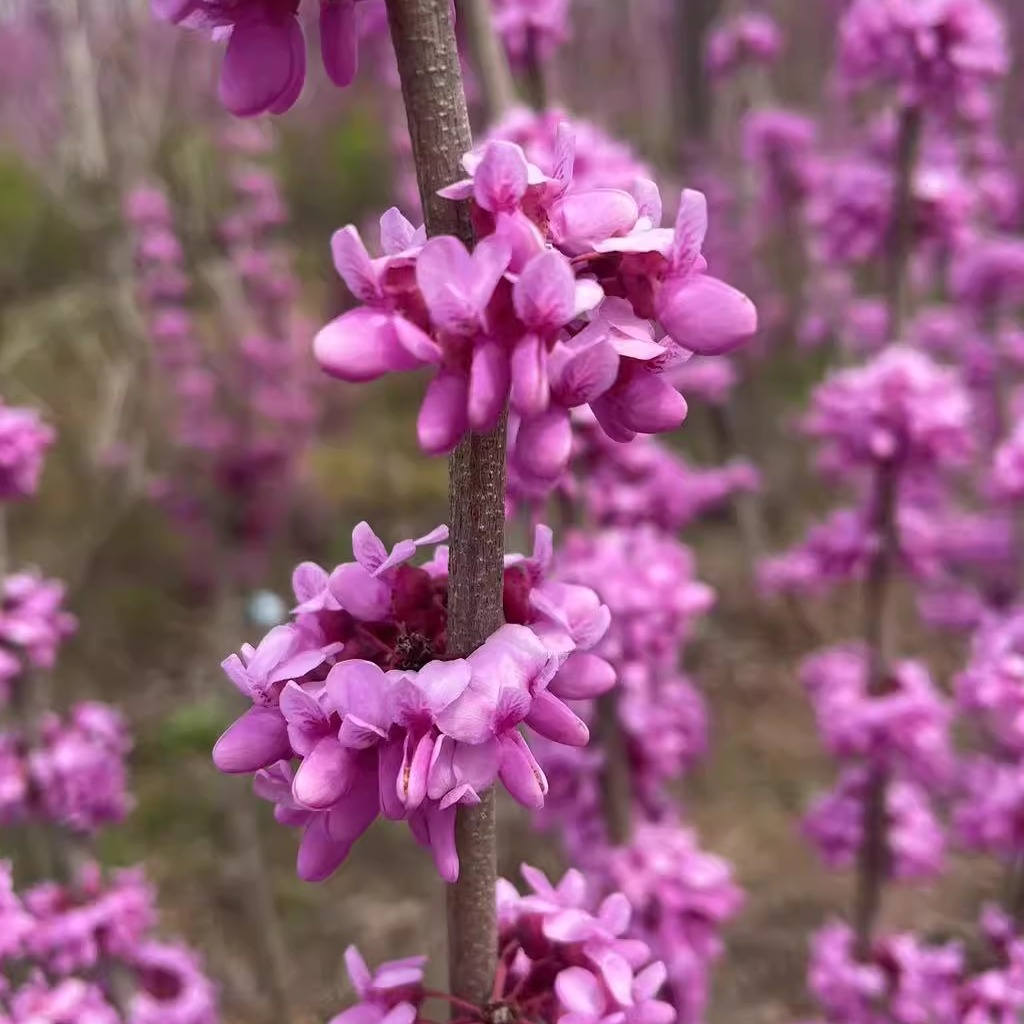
[151,0,379,117]
[802,347,973,477]
[837,0,1009,120]
[741,108,818,220]
[599,824,743,1024]
[487,108,652,195]
[705,12,783,78]
[809,154,975,268]
[803,768,946,880]
[569,415,759,534]
[214,522,615,882]
[953,612,1024,861]
[332,866,675,1024]
[797,645,952,878]
[805,911,1024,1024]
[314,130,757,470]
[0,701,131,833]
[0,400,54,501]
[491,0,570,63]
[127,164,314,587]
[0,859,217,1024]
[0,570,77,702]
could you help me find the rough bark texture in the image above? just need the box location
[456,0,517,122]
[385,0,504,1009]
[885,107,924,340]
[853,465,898,956]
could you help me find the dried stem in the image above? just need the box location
[852,463,899,957]
[885,106,923,340]
[385,0,504,1009]
[455,0,517,122]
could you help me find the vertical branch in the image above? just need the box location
[385,0,504,1009]
[852,463,898,956]
[672,0,721,165]
[885,107,923,340]
[523,28,548,111]
[596,691,632,846]
[455,0,517,122]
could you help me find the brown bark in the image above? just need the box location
[384,0,505,1009]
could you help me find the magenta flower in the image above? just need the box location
[152,0,373,116]
[705,12,783,77]
[330,946,425,1024]
[316,133,756,468]
[0,401,55,501]
[216,521,614,882]
[129,941,219,1024]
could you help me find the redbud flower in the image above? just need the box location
[705,12,783,77]
[217,522,614,882]
[0,571,77,682]
[803,346,973,477]
[316,132,756,466]
[129,941,219,1024]
[838,0,1008,119]
[0,401,54,501]
[803,768,946,879]
[152,0,374,117]
[330,946,425,1024]
[492,0,569,63]
[801,647,953,787]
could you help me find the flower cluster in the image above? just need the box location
[599,825,743,1024]
[705,12,782,78]
[0,570,77,702]
[0,400,54,501]
[216,522,614,882]
[491,0,569,63]
[802,346,973,478]
[804,768,945,880]
[741,108,818,219]
[0,701,132,833]
[806,912,1024,1024]
[333,866,676,1024]
[151,0,379,117]
[314,131,757,471]
[0,859,217,1024]
[837,0,1008,120]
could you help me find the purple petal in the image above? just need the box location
[555,967,605,1016]
[293,736,357,809]
[591,948,635,1007]
[525,691,590,747]
[418,659,473,713]
[314,309,427,382]
[425,803,459,881]
[213,706,291,773]
[331,226,379,303]
[549,188,639,248]
[552,338,619,406]
[379,207,419,256]
[469,234,512,310]
[296,814,348,882]
[510,334,550,417]
[292,561,330,606]
[343,946,372,997]
[221,653,251,697]
[514,409,572,482]
[418,371,469,455]
[548,652,616,700]
[416,236,478,333]
[632,178,663,227]
[602,371,688,435]
[351,521,389,573]
[657,273,757,356]
[326,660,392,731]
[328,562,392,620]
[378,738,406,820]
[268,27,306,113]
[498,731,548,809]
[219,17,303,118]
[320,0,358,87]
[279,681,329,756]
[474,141,529,213]
[469,341,510,432]
[670,188,709,276]
[514,251,576,332]
[399,732,434,810]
